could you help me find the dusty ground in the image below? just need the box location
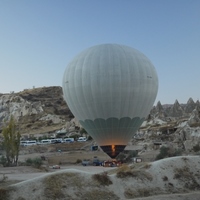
[0,141,112,186]
[1,143,200,200]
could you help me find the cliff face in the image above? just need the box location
[0,86,73,134]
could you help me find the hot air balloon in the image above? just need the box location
[62,44,158,158]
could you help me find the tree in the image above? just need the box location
[2,116,21,166]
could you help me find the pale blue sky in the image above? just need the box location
[0,0,200,104]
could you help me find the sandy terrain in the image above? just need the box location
[1,155,200,200]
[1,142,200,199]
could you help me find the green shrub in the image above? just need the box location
[117,150,138,162]
[156,146,182,160]
[0,156,7,167]
[116,153,126,162]
[32,157,43,168]
[25,157,43,168]
[76,159,82,164]
[173,149,182,156]
[156,146,169,160]
[25,158,33,166]
[126,150,138,162]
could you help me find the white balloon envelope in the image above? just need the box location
[62,44,158,158]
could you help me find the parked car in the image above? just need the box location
[92,158,102,166]
[52,165,60,169]
[51,138,63,144]
[102,160,122,167]
[82,159,91,166]
[77,137,87,142]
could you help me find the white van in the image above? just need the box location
[23,140,37,146]
[20,141,27,146]
[50,138,63,144]
[40,139,51,144]
[63,138,74,143]
[77,137,87,142]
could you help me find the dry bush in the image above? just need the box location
[117,164,131,172]
[16,197,26,200]
[189,122,200,127]
[181,157,189,161]
[92,172,112,186]
[130,162,151,170]
[44,176,65,200]
[0,188,9,200]
[116,168,153,181]
[44,172,83,200]
[193,144,200,152]
[107,163,134,175]
[162,176,168,181]
[124,188,152,198]
[144,163,152,169]
[81,189,119,200]
[117,170,134,178]
[174,166,191,179]
[173,166,200,190]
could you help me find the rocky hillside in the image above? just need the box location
[0,86,200,153]
[0,86,74,135]
[137,98,200,154]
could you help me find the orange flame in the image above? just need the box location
[112,145,115,152]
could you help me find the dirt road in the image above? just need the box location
[0,164,116,183]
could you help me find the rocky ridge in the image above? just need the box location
[0,86,200,153]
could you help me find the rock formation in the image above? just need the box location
[0,86,73,134]
[0,86,200,155]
